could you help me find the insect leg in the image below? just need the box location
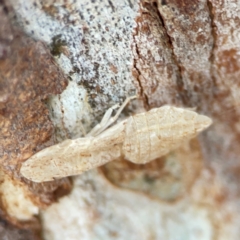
[87,95,136,137]
[87,103,120,137]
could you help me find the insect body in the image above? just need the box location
[20,98,212,182]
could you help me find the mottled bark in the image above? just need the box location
[1,0,240,239]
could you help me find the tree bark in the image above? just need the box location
[1,0,240,239]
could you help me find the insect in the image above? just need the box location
[20,96,212,182]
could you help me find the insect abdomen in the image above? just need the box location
[122,106,212,164]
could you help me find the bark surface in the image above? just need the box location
[1,0,240,239]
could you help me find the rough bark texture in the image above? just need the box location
[0,217,41,240]
[1,0,240,239]
[0,0,71,230]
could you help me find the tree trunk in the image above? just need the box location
[1,0,240,239]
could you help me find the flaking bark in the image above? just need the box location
[1,0,240,239]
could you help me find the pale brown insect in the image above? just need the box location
[20,97,212,182]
